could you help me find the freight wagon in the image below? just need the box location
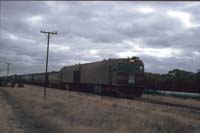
[48,71,59,87]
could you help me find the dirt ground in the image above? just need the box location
[0,90,24,133]
[0,85,200,133]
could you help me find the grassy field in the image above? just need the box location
[0,85,200,133]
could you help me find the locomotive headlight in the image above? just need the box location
[128,75,135,84]
[140,66,143,70]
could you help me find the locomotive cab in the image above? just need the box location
[111,57,145,97]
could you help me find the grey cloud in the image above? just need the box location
[0,1,200,75]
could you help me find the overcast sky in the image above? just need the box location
[0,1,200,75]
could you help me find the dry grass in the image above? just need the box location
[1,85,200,133]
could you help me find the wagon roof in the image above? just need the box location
[61,57,143,69]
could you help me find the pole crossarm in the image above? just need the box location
[40,30,57,35]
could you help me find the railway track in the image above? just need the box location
[132,97,200,111]
[69,90,200,112]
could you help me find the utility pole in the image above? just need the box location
[0,69,2,77]
[6,63,11,77]
[40,30,57,99]
[5,62,11,86]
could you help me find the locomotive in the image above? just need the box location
[5,57,145,97]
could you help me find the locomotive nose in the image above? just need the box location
[116,72,135,84]
[128,74,135,84]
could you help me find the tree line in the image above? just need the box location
[145,69,200,93]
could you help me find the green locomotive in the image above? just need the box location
[60,57,144,97]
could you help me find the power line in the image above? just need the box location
[40,30,57,99]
